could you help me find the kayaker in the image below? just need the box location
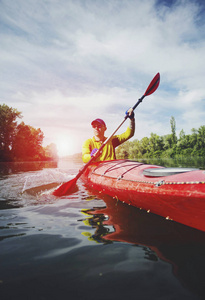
[82,108,135,163]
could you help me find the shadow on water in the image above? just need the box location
[81,187,205,299]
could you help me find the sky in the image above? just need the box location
[1,0,205,156]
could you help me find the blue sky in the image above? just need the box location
[1,0,205,156]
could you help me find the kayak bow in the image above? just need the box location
[81,159,205,232]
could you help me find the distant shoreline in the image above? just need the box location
[59,153,82,162]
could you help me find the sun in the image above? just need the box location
[56,136,74,157]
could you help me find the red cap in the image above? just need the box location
[91,118,106,127]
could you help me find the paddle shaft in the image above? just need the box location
[53,73,160,196]
[52,121,129,196]
[77,94,146,177]
[75,118,126,180]
[133,95,145,110]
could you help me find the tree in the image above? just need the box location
[148,133,164,156]
[116,142,130,159]
[177,129,186,154]
[163,134,173,150]
[0,104,59,162]
[170,116,177,145]
[0,104,22,161]
[190,128,198,149]
[140,137,150,155]
[179,129,186,141]
[12,122,44,161]
[196,125,205,155]
[44,143,58,161]
[114,122,205,160]
[129,140,142,159]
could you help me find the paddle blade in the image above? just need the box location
[144,72,160,96]
[52,177,77,196]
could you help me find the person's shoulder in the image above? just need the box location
[83,137,94,145]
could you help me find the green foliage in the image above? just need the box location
[116,116,205,160]
[0,104,58,162]
[170,116,177,145]
[0,104,22,160]
[12,122,45,161]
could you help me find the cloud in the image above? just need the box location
[0,0,205,154]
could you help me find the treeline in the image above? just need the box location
[0,104,58,162]
[116,116,205,159]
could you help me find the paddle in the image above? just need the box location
[53,72,160,196]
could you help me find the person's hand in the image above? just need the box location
[91,148,98,157]
[125,108,134,119]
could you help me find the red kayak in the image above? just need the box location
[81,159,205,232]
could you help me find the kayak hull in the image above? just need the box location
[81,159,205,232]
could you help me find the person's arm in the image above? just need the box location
[124,107,135,139]
[112,111,135,148]
[118,118,135,143]
[128,117,135,136]
[82,138,93,163]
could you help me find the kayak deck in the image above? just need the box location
[81,159,205,232]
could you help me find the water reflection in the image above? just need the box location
[81,189,205,298]
[80,209,112,244]
[0,161,58,177]
[1,159,205,299]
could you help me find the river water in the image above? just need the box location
[0,159,205,300]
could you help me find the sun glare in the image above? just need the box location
[56,137,73,157]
